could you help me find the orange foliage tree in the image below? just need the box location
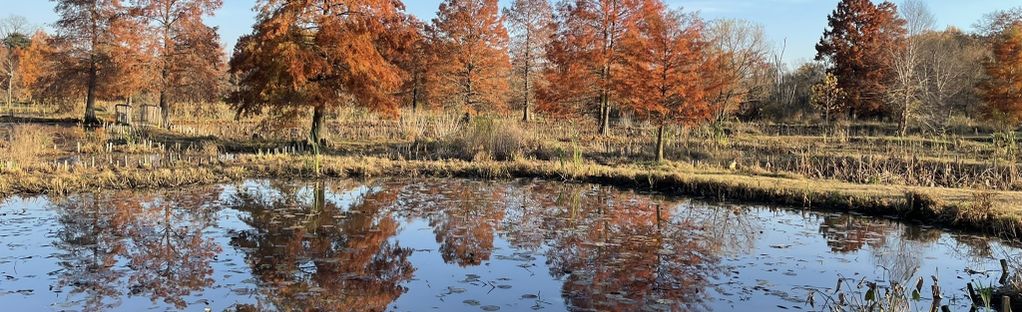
[1,17,33,113]
[229,0,414,144]
[14,31,51,103]
[504,0,554,122]
[816,0,906,119]
[540,0,643,135]
[52,0,129,124]
[395,19,442,115]
[619,1,709,162]
[979,23,1022,126]
[132,0,224,128]
[431,0,511,116]
[104,9,154,108]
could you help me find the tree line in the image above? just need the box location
[2,0,1022,161]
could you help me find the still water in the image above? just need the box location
[0,178,1017,311]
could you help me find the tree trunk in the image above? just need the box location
[655,124,665,163]
[522,96,530,123]
[522,71,531,123]
[899,97,910,137]
[6,72,13,118]
[84,62,99,125]
[523,44,532,123]
[160,23,173,129]
[310,106,325,147]
[411,83,419,115]
[159,91,171,129]
[598,94,606,133]
[599,92,611,136]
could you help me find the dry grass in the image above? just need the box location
[3,108,1022,240]
[3,146,1019,240]
[0,124,54,170]
[446,117,539,161]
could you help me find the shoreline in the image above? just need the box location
[3,153,1019,242]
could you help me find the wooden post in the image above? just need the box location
[1001,259,1010,285]
[967,283,978,304]
[1003,296,1012,312]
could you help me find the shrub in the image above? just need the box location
[449,117,537,161]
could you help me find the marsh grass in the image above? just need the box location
[0,124,54,170]
[1008,258,1022,295]
[448,117,538,161]
[3,106,1022,240]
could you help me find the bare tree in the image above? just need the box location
[764,60,825,121]
[889,0,934,136]
[916,29,986,129]
[704,19,770,125]
[976,6,1022,37]
[0,15,35,115]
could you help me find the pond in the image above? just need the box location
[0,178,1017,311]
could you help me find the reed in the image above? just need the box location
[0,124,54,170]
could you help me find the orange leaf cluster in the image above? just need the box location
[229,0,416,138]
[618,1,710,126]
[431,0,512,115]
[980,23,1022,124]
[539,0,644,123]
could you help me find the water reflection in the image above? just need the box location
[818,214,892,253]
[51,187,222,309]
[393,181,756,310]
[53,193,134,310]
[226,181,413,311]
[0,178,1017,311]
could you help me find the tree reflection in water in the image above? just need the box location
[226,181,413,311]
[818,214,893,253]
[53,193,137,311]
[123,188,222,308]
[396,180,760,310]
[392,180,507,266]
[535,183,752,308]
[41,179,785,311]
[51,187,222,309]
[501,182,758,311]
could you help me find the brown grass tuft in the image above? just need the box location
[0,124,54,170]
[448,117,538,161]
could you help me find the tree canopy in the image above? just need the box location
[229,0,416,143]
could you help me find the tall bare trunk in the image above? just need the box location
[522,31,532,123]
[6,71,12,117]
[159,37,172,129]
[310,106,325,146]
[159,90,171,128]
[899,98,910,137]
[599,91,611,135]
[84,62,99,124]
[411,79,419,115]
[655,124,665,163]
[522,66,531,122]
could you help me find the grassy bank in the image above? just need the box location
[1,109,1021,241]
[2,150,1020,241]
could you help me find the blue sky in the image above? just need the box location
[6,0,1022,64]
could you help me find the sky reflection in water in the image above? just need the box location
[0,178,1017,311]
